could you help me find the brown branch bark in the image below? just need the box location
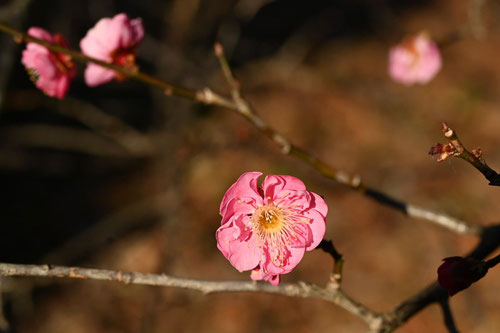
[317,239,344,288]
[439,299,460,333]
[0,262,383,329]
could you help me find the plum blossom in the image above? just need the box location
[217,172,328,285]
[21,27,76,99]
[388,32,442,85]
[80,13,144,86]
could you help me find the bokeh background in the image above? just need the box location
[0,0,499,332]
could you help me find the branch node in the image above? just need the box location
[214,42,224,57]
[164,87,173,96]
[13,34,22,43]
[431,123,500,185]
[272,133,291,154]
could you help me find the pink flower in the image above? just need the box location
[217,172,328,285]
[388,32,442,85]
[21,27,76,99]
[80,13,144,86]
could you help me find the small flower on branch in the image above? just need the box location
[217,172,327,285]
[437,256,488,296]
[388,31,442,86]
[21,27,76,99]
[80,13,144,86]
[429,142,457,161]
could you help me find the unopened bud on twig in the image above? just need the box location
[429,143,457,161]
[437,256,488,296]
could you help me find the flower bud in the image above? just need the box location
[437,256,488,296]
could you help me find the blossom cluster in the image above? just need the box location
[21,13,143,98]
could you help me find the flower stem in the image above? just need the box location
[484,254,500,269]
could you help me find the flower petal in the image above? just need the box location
[302,208,326,250]
[250,267,280,285]
[33,53,57,78]
[54,75,70,99]
[388,32,441,86]
[80,17,115,57]
[27,27,54,42]
[216,226,261,271]
[265,245,305,274]
[310,192,328,216]
[219,171,262,216]
[221,198,255,226]
[84,63,116,87]
[275,189,311,211]
[262,174,306,201]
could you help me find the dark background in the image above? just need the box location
[0,0,499,332]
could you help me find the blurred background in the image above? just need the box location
[0,0,499,332]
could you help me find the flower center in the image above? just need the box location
[251,203,309,268]
[254,204,284,232]
[107,48,138,81]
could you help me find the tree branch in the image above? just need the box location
[439,298,460,333]
[484,253,500,269]
[0,262,383,329]
[377,224,500,332]
[1,124,134,157]
[0,22,482,235]
[317,239,344,288]
[430,122,500,186]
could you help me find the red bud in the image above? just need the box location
[437,256,488,296]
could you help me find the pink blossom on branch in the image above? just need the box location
[21,27,76,99]
[388,32,442,86]
[217,172,328,285]
[80,13,144,87]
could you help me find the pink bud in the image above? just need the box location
[388,32,442,86]
[21,27,76,99]
[437,256,488,296]
[80,13,144,87]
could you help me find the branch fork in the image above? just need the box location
[430,122,500,186]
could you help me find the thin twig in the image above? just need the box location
[437,0,488,48]
[317,239,344,288]
[4,90,155,156]
[214,42,242,102]
[0,23,482,235]
[484,253,500,269]
[1,124,134,157]
[430,122,500,186]
[439,299,460,333]
[468,0,487,39]
[0,262,383,328]
[55,97,156,156]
